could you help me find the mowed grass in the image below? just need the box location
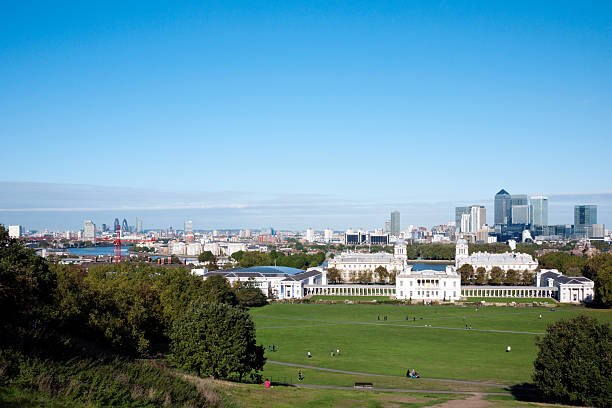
[310,295,392,301]
[251,303,612,385]
[466,297,556,304]
[215,381,459,408]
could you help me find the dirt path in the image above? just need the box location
[291,384,510,397]
[267,360,507,387]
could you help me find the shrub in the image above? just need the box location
[533,315,611,407]
[170,302,265,382]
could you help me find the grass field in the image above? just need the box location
[249,302,611,406]
[466,297,557,304]
[309,295,392,302]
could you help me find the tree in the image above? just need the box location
[521,270,535,286]
[201,275,238,306]
[233,279,267,307]
[505,269,520,285]
[458,264,474,285]
[533,316,611,407]
[489,266,505,285]
[0,225,56,347]
[475,267,488,285]
[593,264,612,308]
[357,271,371,284]
[326,267,342,284]
[581,254,612,308]
[373,266,389,283]
[207,255,219,271]
[170,302,265,382]
[388,270,397,284]
[198,251,215,263]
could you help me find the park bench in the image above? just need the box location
[354,382,373,389]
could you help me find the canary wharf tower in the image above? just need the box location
[494,189,512,225]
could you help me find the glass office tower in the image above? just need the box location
[390,211,400,237]
[531,196,548,227]
[494,189,511,225]
[574,205,597,225]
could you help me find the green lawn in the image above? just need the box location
[466,297,557,304]
[310,295,392,302]
[251,303,612,387]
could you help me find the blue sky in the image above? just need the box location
[1,1,611,230]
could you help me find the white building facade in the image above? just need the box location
[395,265,461,301]
[455,239,538,274]
[8,225,22,239]
[327,242,408,282]
[536,269,594,303]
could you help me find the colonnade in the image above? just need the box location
[306,285,395,296]
[460,286,557,298]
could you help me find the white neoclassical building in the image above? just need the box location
[327,242,408,282]
[193,266,325,300]
[536,269,594,303]
[454,239,538,274]
[395,265,461,301]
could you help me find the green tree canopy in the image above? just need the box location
[521,270,535,286]
[475,267,488,285]
[198,250,215,263]
[170,302,265,382]
[373,266,389,283]
[505,269,520,285]
[458,264,473,285]
[533,315,611,407]
[0,225,56,347]
[201,275,238,306]
[232,279,267,308]
[489,266,505,285]
[326,267,342,284]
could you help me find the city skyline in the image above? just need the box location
[1,181,610,231]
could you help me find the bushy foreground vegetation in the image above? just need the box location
[533,316,611,408]
[0,351,218,407]
[0,225,265,407]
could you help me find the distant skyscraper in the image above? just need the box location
[574,205,597,226]
[470,205,486,233]
[494,189,511,225]
[114,218,120,231]
[511,205,531,225]
[8,225,22,239]
[390,211,400,237]
[184,220,193,233]
[84,220,96,242]
[511,194,528,206]
[122,218,128,232]
[136,218,143,233]
[305,228,315,242]
[460,213,471,233]
[384,220,391,234]
[455,207,471,230]
[530,196,548,227]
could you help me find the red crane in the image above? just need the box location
[115,224,122,263]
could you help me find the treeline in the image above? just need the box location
[231,250,325,269]
[457,265,534,286]
[129,245,155,252]
[0,226,265,407]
